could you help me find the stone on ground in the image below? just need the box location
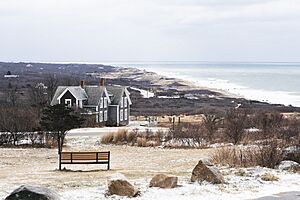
[5,185,60,200]
[278,160,300,173]
[107,173,138,197]
[149,174,178,188]
[191,160,224,184]
[283,146,300,163]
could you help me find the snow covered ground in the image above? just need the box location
[0,131,299,200]
[130,87,155,98]
[60,167,300,200]
[68,121,168,136]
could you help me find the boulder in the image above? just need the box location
[191,160,224,184]
[283,146,300,163]
[278,160,300,173]
[149,174,178,188]
[5,185,60,200]
[107,173,138,197]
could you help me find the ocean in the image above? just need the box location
[107,62,300,107]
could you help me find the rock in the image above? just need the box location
[283,146,300,163]
[149,174,178,188]
[191,160,224,184]
[278,160,300,173]
[5,185,60,200]
[107,173,138,197]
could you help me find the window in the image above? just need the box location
[120,97,124,108]
[104,110,108,121]
[104,97,107,108]
[124,97,127,107]
[65,99,72,107]
[124,109,128,120]
[99,111,103,122]
[100,98,103,108]
[120,109,123,121]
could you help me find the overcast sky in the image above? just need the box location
[0,0,300,63]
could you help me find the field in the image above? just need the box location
[1,134,300,200]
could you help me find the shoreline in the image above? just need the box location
[106,65,243,99]
[108,63,300,107]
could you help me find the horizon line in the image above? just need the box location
[1,60,300,64]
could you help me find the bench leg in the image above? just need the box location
[59,153,62,171]
[107,162,110,170]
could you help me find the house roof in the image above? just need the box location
[51,86,88,106]
[51,86,67,105]
[84,86,105,105]
[106,86,132,105]
[51,84,131,106]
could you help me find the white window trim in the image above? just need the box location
[65,99,72,107]
[96,106,99,122]
[104,110,108,121]
[124,97,127,107]
[120,97,124,108]
[124,109,128,120]
[120,109,123,121]
[116,105,120,126]
[104,97,107,108]
[99,111,103,122]
[100,98,103,108]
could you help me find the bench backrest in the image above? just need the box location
[60,151,110,161]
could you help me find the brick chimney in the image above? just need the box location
[100,78,105,86]
[80,80,85,88]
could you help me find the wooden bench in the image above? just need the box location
[59,151,110,170]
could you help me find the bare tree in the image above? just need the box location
[202,113,220,141]
[61,75,80,86]
[6,86,19,106]
[29,83,48,117]
[254,111,284,136]
[223,109,247,145]
[44,74,59,103]
[0,107,38,145]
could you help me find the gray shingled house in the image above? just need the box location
[50,80,132,126]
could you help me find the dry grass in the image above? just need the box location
[100,129,161,147]
[113,129,128,144]
[260,173,279,181]
[137,137,148,147]
[101,133,114,144]
[211,140,283,168]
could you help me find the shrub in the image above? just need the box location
[223,109,247,145]
[127,131,137,144]
[255,140,283,168]
[137,137,148,147]
[211,140,283,168]
[260,173,279,181]
[113,129,128,144]
[101,133,114,144]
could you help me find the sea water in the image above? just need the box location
[108,62,300,107]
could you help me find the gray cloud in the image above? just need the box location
[0,0,299,62]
